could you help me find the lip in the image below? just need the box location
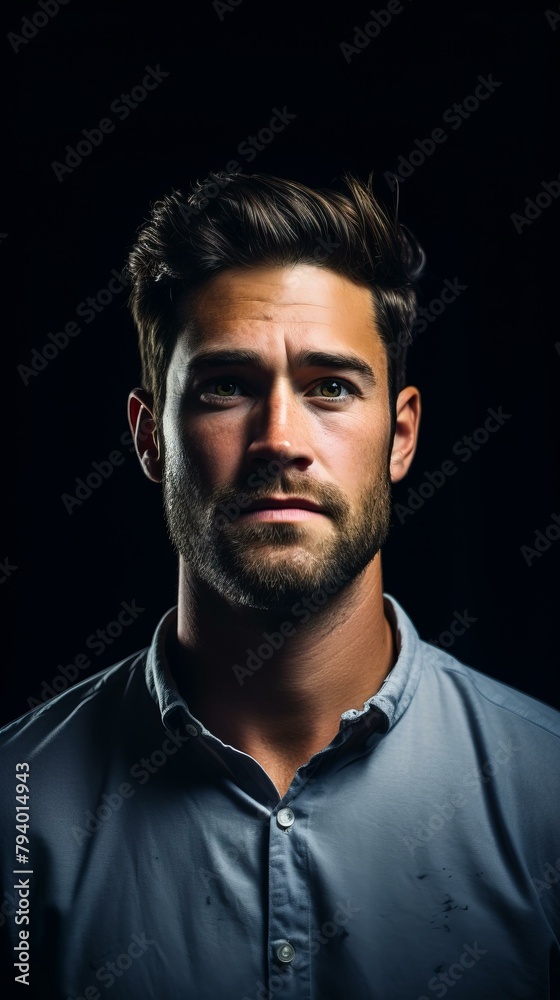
[244,496,327,513]
[238,496,330,522]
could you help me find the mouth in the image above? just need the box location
[238,496,330,522]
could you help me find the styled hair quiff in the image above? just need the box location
[125,171,425,433]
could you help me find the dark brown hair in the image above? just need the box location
[125,171,425,435]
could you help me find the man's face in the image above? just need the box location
[160,264,394,613]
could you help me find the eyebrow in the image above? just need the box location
[182,348,378,389]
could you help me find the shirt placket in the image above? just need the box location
[266,765,316,1000]
[262,720,375,1000]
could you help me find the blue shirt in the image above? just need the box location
[1,592,559,1000]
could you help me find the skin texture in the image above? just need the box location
[128,264,421,797]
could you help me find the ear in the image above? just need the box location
[389,386,421,484]
[127,388,162,483]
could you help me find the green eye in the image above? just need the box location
[214,381,239,396]
[311,378,351,399]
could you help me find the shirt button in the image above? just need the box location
[277,807,295,829]
[185,724,198,736]
[276,941,295,963]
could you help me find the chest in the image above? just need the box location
[253,753,301,798]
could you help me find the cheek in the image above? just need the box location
[320,409,387,470]
[175,418,242,487]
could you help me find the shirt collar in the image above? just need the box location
[145,592,424,741]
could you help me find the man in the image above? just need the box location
[1,172,559,1000]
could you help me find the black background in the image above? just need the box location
[3,0,559,725]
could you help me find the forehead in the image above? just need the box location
[170,263,386,374]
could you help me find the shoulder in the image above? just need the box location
[418,638,560,742]
[386,592,560,743]
[0,647,150,751]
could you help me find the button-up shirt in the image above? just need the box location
[1,593,559,1000]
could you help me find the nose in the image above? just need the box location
[245,378,314,472]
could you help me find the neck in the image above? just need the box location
[167,554,397,762]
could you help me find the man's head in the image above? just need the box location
[126,173,424,613]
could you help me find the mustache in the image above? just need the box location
[211,479,349,523]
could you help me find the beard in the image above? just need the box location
[161,448,393,615]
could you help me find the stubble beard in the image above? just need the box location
[161,449,393,614]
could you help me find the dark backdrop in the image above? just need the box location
[3,0,559,725]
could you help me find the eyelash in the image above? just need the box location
[197,378,358,406]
